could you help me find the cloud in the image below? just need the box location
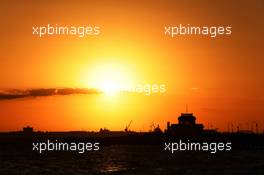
[0,88,100,100]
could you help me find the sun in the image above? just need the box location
[83,63,133,95]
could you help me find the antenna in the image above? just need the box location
[186,104,188,113]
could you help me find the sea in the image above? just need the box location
[0,144,263,175]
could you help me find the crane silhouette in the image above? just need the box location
[125,120,133,132]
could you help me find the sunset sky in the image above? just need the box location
[0,0,263,132]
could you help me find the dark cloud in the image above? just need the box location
[0,88,100,100]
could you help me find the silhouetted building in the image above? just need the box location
[23,126,33,134]
[166,113,204,137]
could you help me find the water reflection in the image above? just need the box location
[97,145,129,173]
[100,163,127,173]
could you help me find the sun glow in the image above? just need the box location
[84,63,134,95]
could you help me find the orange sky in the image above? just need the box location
[0,0,263,132]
